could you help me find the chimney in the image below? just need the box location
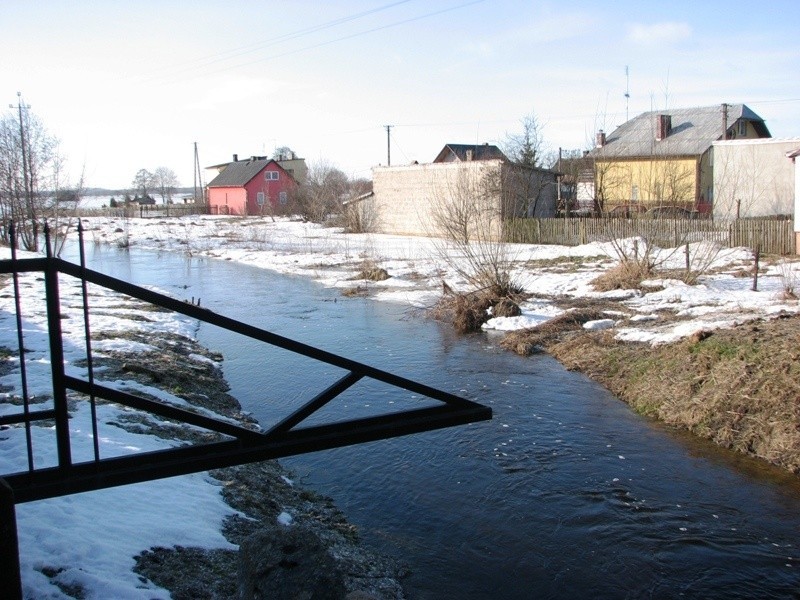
[466,149,473,161]
[595,130,606,148]
[232,154,238,162]
[655,114,671,141]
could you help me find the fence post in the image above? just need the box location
[752,245,760,292]
[43,226,72,470]
[0,478,22,599]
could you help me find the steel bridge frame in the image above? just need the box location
[0,222,491,597]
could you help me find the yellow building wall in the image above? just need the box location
[596,157,699,208]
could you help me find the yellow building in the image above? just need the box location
[591,104,770,216]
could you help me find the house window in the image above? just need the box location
[631,185,639,201]
[738,120,747,136]
[265,171,279,180]
[279,191,288,205]
[256,192,265,206]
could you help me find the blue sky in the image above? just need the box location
[2,0,799,189]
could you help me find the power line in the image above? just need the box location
[161,0,486,84]
[141,0,414,84]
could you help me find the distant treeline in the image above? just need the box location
[83,187,196,196]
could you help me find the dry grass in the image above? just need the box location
[591,260,653,292]
[545,315,800,473]
[351,260,390,282]
[341,286,368,298]
[500,308,607,355]
[432,289,524,334]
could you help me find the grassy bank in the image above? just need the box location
[522,314,800,473]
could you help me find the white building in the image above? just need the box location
[787,146,800,254]
[712,138,800,220]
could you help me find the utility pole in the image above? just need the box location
[384,125,393,166]
[9,92,34,247]
[193,142,204,204]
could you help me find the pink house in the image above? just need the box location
[207,156,297,215]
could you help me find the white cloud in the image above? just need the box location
[627,21,692,45]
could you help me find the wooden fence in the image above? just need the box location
[77,204,210,219]
[503,218,796,255]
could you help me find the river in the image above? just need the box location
[67,243,800,599]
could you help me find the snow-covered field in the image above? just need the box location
[85,214,800,344]
[2,214,798,598]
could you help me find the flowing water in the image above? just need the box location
[67,244,800,599]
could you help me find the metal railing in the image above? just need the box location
[0,221,491,596]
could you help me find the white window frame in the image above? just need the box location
[279,191,288,205]
[265,171,279,181]
[256,192,265,206]
[738,120,747,136]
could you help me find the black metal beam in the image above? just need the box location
[44,251,72,471]
[0,479,22,599]
[54,259,475,409]
[65,376,265,443]
[0,409,56,427]
[0,252,492,505]
[5,402,490,503]
[267,371,363,435]
[0,257,49,274]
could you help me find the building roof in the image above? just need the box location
[433,143,508,163]
[207,158,284,187]
[592,104,771,159]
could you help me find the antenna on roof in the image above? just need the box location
[624,66,630,122]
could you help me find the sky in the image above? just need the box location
[2,0,799,189]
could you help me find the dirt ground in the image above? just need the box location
[508,313,800,473]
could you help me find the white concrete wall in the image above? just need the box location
[793,151,800,253]
[372,160,558,238]
[712,139,800,220]
[372,161,504,237]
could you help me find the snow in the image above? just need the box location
[0,251,239,598]
[2,214,799,597]
[83,215,799,346]
[583,319,616,331]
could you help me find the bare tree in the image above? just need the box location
[132,168,155,201]
[294,160,349,223]
[153,166,179,204]
[640,156,694,209]
[343,179,378,233]
[503,111,549,168]
[0,100,76,252]
[427,163,520,296]
[48,142,85,256]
